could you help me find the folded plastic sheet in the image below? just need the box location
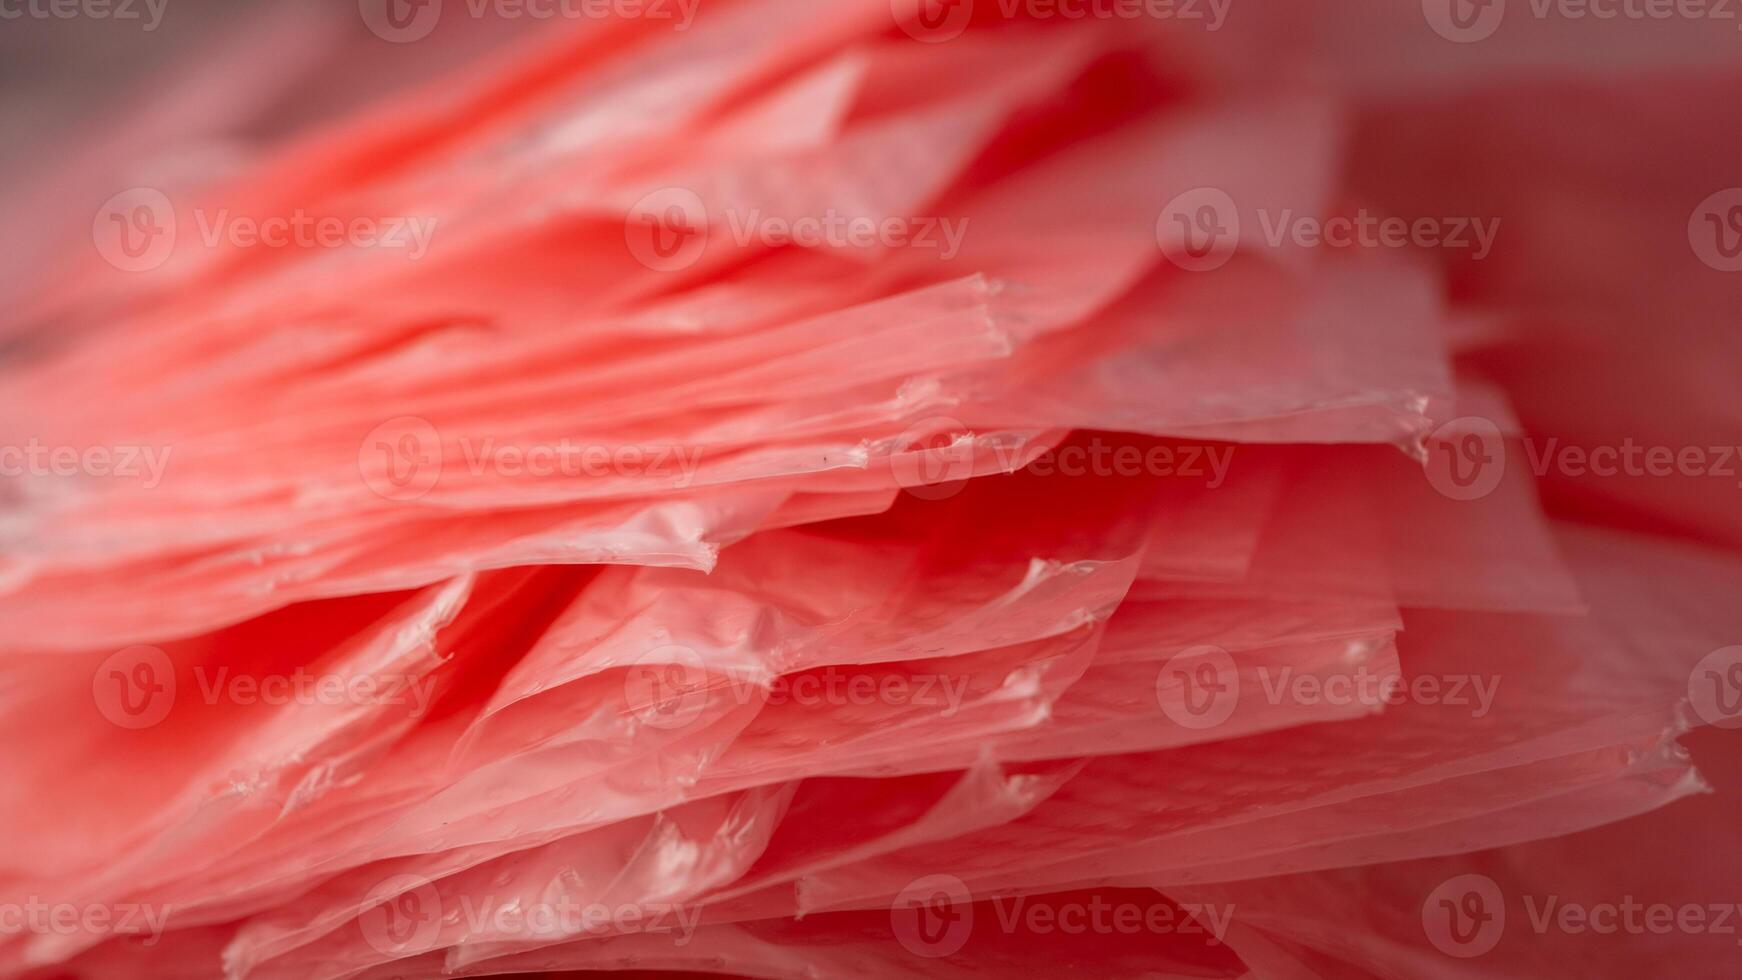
[187,525,1730,979]
[27,519,1725,978]
[1167,727,1741,979]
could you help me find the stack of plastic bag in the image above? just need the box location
[2,1,1740,976]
